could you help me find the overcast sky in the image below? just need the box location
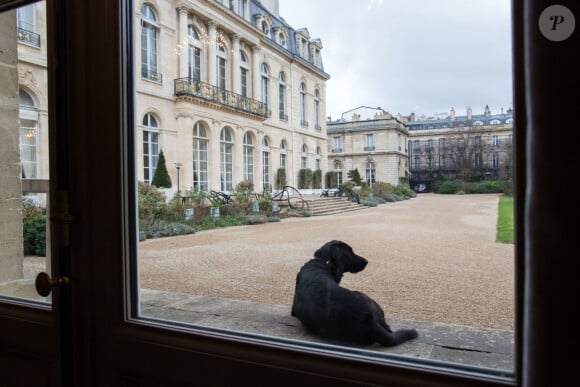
[278,0,513,120]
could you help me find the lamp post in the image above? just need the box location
[174,162,182,193]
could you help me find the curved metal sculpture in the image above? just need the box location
[271,186,310,212]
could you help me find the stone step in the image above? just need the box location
[306,196,367,216]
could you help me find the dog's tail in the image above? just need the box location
[373,325,418,347]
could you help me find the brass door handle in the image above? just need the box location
[35,272,70,297]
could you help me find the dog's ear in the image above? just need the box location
[328,241,349,282]
[313,240,340,262]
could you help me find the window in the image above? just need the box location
[142,113,159,184]
[19,90,38,179]
[220,127,234,191]
[261,20,270,36]
[333,136,342,152]
[314,89,320,130]
[334,160,343,187]
[301,144,307,169]
[261,63,269,106]
[243,132,254,182]
[492,135,499,146]
[300,82,307,127]
[262,137,270,189]
[217,44,227,90]
[279,140,287,170]
[237,0,246,19]
[365,134,374,151]
[193,121,209,191]
[277,31,287,47]
[315,147,321,171]
[240,50,249,97]
[16,3,34,31]
[366,161,376,185]
[141,4,161,82]
[188,25,202,81]
[278,72,286,120]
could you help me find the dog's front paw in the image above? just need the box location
[406,328,419,339]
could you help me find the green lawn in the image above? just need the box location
[496,195,514,243]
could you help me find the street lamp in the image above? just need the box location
[174,162,183,193]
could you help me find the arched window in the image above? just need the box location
[262,137,270,189]
[19,90,38,179]
[278,72,286,120]
[142,113,160,184]
[261,63,269,106]
[240,50,249,97]
[243,132,254,183]
[277,31,287,47]
[366,161,376,185]
[141,4,160,82]
[220,128,234,191]
[187,25,202,81]
[216,41,228,89]
[192,122,209,191]
[301,144,308,169]
[314,89,320,130]
[300,83,307,127]
[315,147,321,170]
[279,140,287,170]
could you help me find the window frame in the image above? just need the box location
[17,0,578,384]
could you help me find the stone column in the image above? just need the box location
[231,34,241,94]
[0,10,23,283]
[251,45,261,101]
[210,120,222,191]
[208,21,217,86]
[178,6,189,79]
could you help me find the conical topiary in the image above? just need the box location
[151,150,172,188]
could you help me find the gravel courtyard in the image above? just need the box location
[138,193,514,331]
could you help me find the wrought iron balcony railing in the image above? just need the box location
[142,68,163,84]
[174,78,268,118]
[364,146,375,151]
[17,27,40,47]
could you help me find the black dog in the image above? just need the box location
[291,240,418,347]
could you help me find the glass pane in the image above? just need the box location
[132,0,514,376]
[0,1,51,304]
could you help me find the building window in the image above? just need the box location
[220,127,234,191]
[492,135,499,146]
[366,161,376,185]
[262,137,270,189]
[187,25,202,81]
[301,144,307,169]
[300,82,307,127]
[217,44,227,90]
[278,72,286,120]
[237,0,246,19]
[19,90,38,179]
[493,153,500,169]
[240,51,249,97]
[261,63,269,106]
[279,140,287,170]
[333,136,342,153]
[277,31,287,47]
[141,4,160,82]
[365,134,375,151]
[142,113,159,184]
[314,89,320,130]
[334,161,343,187]
[243,132,254,183]
[315,147,321,170]
[193,122,209,191]
[17,3,35,31]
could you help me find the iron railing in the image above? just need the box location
[17,27,40,47]
[174,78,268,118]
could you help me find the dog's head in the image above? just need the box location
[314,240,368,283]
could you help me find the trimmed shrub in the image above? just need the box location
[146,220,195,239]
[151,150,172,188]
[23,213,47,256]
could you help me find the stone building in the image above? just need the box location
[405,106,514,191]
[326,106,410,187]
[136,0,329,193]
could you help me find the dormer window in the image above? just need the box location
[277,31,287,47]
[261,20,270,35]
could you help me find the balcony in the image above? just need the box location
[17,27,40,48]
[142,68,163,84]
[174,78,268,119]
[364,146,375,151]
[331,148,343,153]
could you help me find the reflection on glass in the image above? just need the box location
[132,0,514,374]
[0,1,50,303]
